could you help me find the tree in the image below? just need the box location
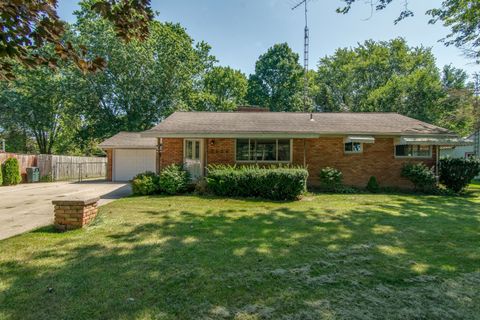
[192,66,248,111]
[246,43,305,112]
[0,64,78,154]
[314,38,475,135]
[435,65,476,136]
[69,3,216,148]
[315,39,443,121]
[0,0,153,80]
[337,0,480,63]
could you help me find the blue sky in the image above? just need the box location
[57,0,479,76]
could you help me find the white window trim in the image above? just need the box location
[394,144,433,159]
[344,142,363,154]
[235,138,293,163]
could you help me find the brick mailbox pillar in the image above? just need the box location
[52,197,100,231]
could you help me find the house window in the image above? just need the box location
[236,139,291,162]
[344,142,362,153]
[395,145,432,158]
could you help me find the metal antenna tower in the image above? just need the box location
[292,0,310,113]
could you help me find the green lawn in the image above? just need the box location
[1,185,480,319]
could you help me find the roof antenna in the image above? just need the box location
[291,0,314,121]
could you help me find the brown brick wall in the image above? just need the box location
[206,139,236,166]
[161,137,436,189]
[160,138,184,168]
[293,137,435,188]
[105,149,113,181]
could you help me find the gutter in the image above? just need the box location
[141,131,459,139]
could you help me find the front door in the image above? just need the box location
[184,139,204,180]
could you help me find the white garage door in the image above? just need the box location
[114,149,157,181]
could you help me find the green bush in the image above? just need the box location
[439,157,480,193]
[367,176,380,193]
[401,163,437,193]
[194,178,209,195]
[206,165,308,200]
[159,164,190,195]
[132,171,160,195]
[319,167,343,192]
[2,158,21,186]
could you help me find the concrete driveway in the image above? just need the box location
[0,180,131,240]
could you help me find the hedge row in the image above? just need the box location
[206,165,308,200]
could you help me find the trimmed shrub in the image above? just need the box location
[439,157,480,193]
[2,158,21,186]
[319,167,343,192]
[132,171,159,195]
[159,164,190,195]
[366,176,380,193]
[206,165,308,200]
[401,163,437,193]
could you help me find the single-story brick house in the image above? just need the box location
[101,111,471,188]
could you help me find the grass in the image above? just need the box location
[1,185,480,319]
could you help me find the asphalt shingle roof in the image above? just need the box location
[145,112,454,136]
[99,132,157,148]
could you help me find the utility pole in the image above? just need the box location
[292,0,310,113]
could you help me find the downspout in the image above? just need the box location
[435,145,440,181]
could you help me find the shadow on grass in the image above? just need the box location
[0,191,479,319]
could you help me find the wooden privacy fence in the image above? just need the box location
[37,155,107,181]
[0,153,107,182]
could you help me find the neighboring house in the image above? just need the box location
[126,111,470,188]
[441,131,480,179]
[99,132,157,181]
[441,131,479,159]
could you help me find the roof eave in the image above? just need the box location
[142,131,457,139]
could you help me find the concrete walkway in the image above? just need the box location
[0,180,131,240]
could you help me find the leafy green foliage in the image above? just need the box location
[319,167,344,192]
[401,163,437,193]
[0,63,79,154]
[314,38,475,135]
[439,158,480,193]
[2,158,21,186]
[206,165,308,200]
[367,176,380,193]
[337,0,480,63]
[131,171,160,196]
[159,165,190,195]
[246,43,305,112]
[0,0,153,80]
[427,0,480,63]
[194,66,248,111]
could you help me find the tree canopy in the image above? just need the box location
[0,0,153,80]
[314,38,476,135]
[337,0,480,63]
[246,43,305,112]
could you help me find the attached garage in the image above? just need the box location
[113,149,157,181]
[99,132,158,182]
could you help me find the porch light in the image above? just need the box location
[209,139,215,146]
